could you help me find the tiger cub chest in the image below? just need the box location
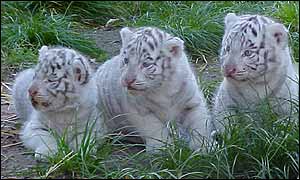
[128,93,183,122]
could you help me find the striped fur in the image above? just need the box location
[12,46,106,159]
[212,13,299,135]
[96,27,212,152]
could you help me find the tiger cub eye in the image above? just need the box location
[124,58,129,64]
[142,62,152,67]
[243,50,253,57]
[225,46,230,52]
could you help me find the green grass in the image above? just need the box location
[1,1,107,69]
[2,1,298,70]
[23,1,125,27]
[29,98,298,179]
[84,1,298,62]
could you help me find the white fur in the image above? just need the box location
[12,47,106,159]
[212,14,299,134]
[96,27,212,152]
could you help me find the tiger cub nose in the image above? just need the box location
[122,78,136,87]
[223,64,237,77]
[28,86,38,97]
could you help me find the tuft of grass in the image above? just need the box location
[272,1,299,63]
[1,1,107,69]
[24,1,124,27]
[31,96,299,179]
[99,1,298,62]
[16,2,298,62]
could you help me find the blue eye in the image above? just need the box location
[243,50,252,57]
[142,62,152,67]
[47,74,58,81]
[225,46,230,52]
[49,81,59,88]
[147,57,153,61]
[124,58,129,64]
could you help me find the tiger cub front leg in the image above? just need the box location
[21,116,58,160]
[182,103,212,151]
[134,114,170,153]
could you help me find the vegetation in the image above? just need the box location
[1,1,299,68]
[1,1,107,69]
[30,99,299,178]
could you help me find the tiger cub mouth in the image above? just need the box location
[30,97,51,108]
[127,86,143,91]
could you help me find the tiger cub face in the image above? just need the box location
[220,13,289,81]
[118,27,184,92]
[28,46,93,112]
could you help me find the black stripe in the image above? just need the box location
[32,127,49,132]
[263,51,268,61]
[147,41,155,51]
[155,56,161,64]
[56,62,61,69]
[260,32,266,49]
[259,42,265,49]
[137,37,143,63]
[248,16,257,22]
[50,64,55,73]
[249,42,255,47]
[46,88,57,97]
[64,81,69,93]
[240,22,249,32]
[127,43,132,49]
[241,34,246,47]
[62,58,66,66]
[51,81,60,88]
[251,28,257,37]
[77,57,89,84]
[149,30,158,47]
[156,29,163,42]
[57,50,66,60]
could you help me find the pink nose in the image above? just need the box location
[28,86,38,97]
[122,78,136,87]
[224,64,236,77]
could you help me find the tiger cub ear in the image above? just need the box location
[72,57,90,85]
[120,27,135,48]
[225,13,239,30]
[265,23,288,49]
[38,45,48,61]
[39,45,48,53]
[164,37,184,58]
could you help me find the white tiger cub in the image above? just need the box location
[12,46,106,159]
[96,27,212,152]
[212,13,299,134]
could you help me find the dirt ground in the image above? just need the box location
[1,28,222,178]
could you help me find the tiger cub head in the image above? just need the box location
[118,27,184,93]
[220,13,289,81]
[28,46,94,112]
